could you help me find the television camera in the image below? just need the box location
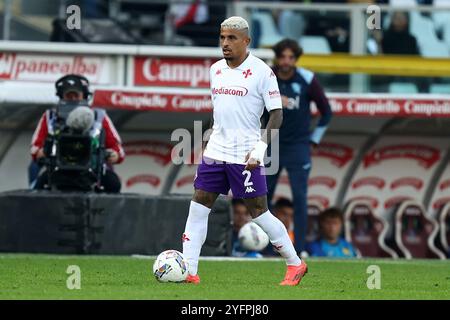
[40,100,109,192]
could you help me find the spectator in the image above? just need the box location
[377,11,419,55]
[306,207,357,258]
[273,198,295,243]
[303,4,350,52]
[231,199,263,258]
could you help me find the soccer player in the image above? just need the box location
[182,16,307,286]
[265,39,333,256]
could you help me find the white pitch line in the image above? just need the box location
[131,254,449,265]
[131,254,284,262]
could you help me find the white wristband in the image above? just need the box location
[248,140,268,164]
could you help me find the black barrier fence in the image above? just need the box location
[0,191,232,256]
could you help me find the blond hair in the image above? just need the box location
[220,16,249,33]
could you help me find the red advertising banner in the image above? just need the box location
[133,57,215,88]
[93,89,450,118]
[317,97,450,117]
[0,53,115,84]
[93,89,212,112]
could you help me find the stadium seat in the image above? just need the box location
[409,12,438,44]
[389,0,418,7]
[433,0,450,7]
[389,83,419,93]
[278,10,306,40]
[251,11,284,48]
[428,157,450,220]
[409,11,433,36]
[431,12,450,31]
[306,135,368,212]
[343,135,449,258]
[298,36,331,54]
[430,84,450,94]
[394,200,446,259]
[408,12,450,57]
[437,202,450,257]
[344,200,398,258]
[419,40,450,58]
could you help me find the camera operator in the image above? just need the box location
[30,74,125,193]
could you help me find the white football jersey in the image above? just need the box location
[204,52,282,164]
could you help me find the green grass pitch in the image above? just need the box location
[0,254,449,300]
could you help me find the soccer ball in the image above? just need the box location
[238,222,269,252]
[152,250,188,283]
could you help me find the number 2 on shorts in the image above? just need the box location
[242,170,253,187]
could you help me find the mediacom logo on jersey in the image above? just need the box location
[211,86,248,97]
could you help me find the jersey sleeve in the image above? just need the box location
[259,68,282,112]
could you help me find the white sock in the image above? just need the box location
[253,210,302,266]
[182,200,211,275]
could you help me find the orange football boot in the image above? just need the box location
[185,274,200,284]
[280,262,308,286]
